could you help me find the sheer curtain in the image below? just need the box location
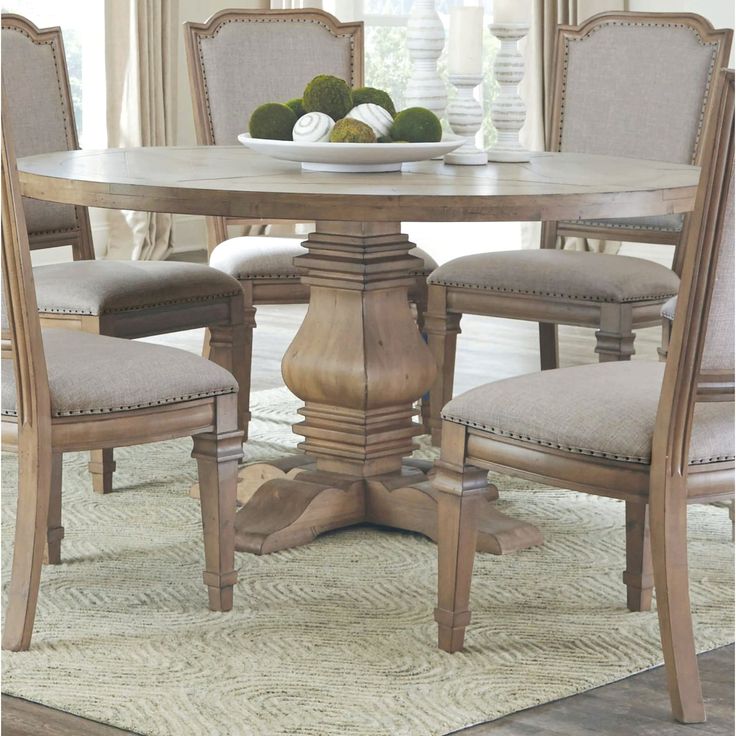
[521,0,624,253]
[105,0,177,260]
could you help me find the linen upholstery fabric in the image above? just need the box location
[441,361,733,465]
[196,17,356,145]
[661,295,677,321]
[427,250,679,303]
[1,23,78,235]
[1,329,237,418]
[701,171,734,372]
[31,261,241,316]
[211,238,438,280]
[559,19,719,233]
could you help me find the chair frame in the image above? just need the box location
[1,113,244,651]
[432,68,735,724]
[426,11,732,445]
[1,13,249,492]
[184,8,432,433]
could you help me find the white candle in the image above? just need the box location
[493,0,529,24]
[448,7,484,76]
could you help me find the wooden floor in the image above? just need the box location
[3,299,734,735]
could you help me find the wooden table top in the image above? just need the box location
[17,146,700,223]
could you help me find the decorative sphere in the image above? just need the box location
[285,98,307,118]
[292,112,335,142]
[329,118,376,143]
[303,75,353,120]
[352,87,396,117]
[390,107,442,143]
[249,102,297,141]
[345,103,393,138]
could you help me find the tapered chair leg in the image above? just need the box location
[192,394,243,612]
[650,478,705,723]
[433,422,488,652]
[426,285,462,446]
[596,304,635,362]
[44,453,64,565]
[88,448,116,494]
[623,501,653,611]
[539,322,559,370]
[3,440,53,651]
[413,276,431,433]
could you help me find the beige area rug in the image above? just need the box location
[2,387,733,736]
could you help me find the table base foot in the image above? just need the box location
[229,456,543,556]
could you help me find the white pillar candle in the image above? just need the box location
[493,0,529,24]
[448,7,484,76]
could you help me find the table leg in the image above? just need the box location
[232,221,542,555]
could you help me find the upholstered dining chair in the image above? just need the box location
[1,13,248,493]
[1,113,243,651]
[426,12,732,445]
[431,68,734,724]
[184,8,438,433]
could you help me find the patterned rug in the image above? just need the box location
[2,387,733,736]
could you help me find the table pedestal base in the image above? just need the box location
[227,455,542,555]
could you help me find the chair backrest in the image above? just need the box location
[549,12,732,251]
[653,68,734,478]
[185,8,363,247]
[1,14,95,260]
[1,105,52,433]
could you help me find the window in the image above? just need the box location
[2,0,106,148]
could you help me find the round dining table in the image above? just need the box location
[17,146,700,556]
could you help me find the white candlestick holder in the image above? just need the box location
[405,0,447,121]
[487,23,530,163]
[444,74,487,166]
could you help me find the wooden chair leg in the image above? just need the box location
[650,478,705,723]
[658,317,672,362]
[434,422,488,652]
[623,501,653,612]
[2,440,53,651]
[88,448,116,494]
[539,322,559,370]
[413,276,431,433]
[426,284,461,446]
[191,394,243,612]
[596,304,635,362]
[43,453,64,565]
[729,500,734,542]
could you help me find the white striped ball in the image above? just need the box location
[345,103,393,138]
[292,112,334,142]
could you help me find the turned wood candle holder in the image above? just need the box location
[405,0,447,121]
[444,75,487,166]
[487,23,531,163]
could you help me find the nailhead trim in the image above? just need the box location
[2,387,236,418]
[36,290,242,316]
[440,413,734,466]
[195,16,358,146]
[231,269,432,280]
[427,278,678,304]
[558,20,720,166]
[560,218,683,233]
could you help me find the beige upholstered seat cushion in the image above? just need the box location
[32,261,242,316]
[2,329,237,418]
[428,250,679,304]
[210,237,438,280]
[661,296,677,321]
[442,361,733,466]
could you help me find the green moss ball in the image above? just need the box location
[249,102,297,140]
[352,87,396,117]
[329,118,376,143]
[285,98,307,118]
[303,75,353,120]
[390,107,442,143]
